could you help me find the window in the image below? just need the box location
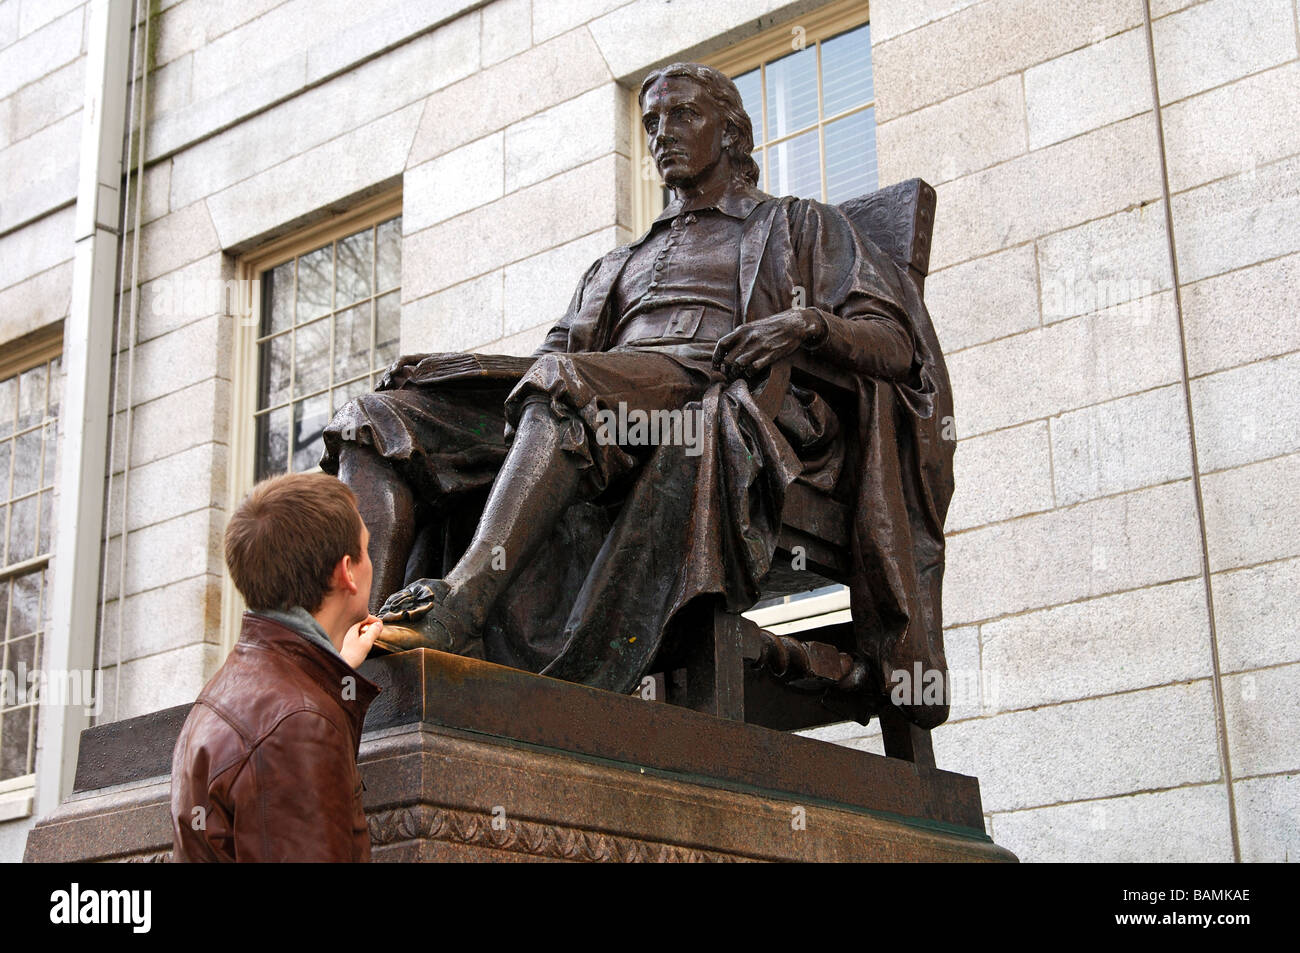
[252,208,402,479]
[225,193,402,649]
[632,0,877,230]
[0,330,61,791]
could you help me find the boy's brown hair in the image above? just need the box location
[225,473,363,612]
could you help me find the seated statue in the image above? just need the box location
[320,63,954,728]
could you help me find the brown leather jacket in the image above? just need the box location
[170,613,381,862]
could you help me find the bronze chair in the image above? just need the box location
[658,178,941,766]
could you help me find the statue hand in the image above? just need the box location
[712,309,824,381]
[376,353,432,391]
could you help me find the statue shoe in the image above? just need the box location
[373,579,483,657]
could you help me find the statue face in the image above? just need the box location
[641,77,729,188]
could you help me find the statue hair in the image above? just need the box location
[638,63,761,187]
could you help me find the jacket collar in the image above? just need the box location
[238,612,381,736]
[654,179,770,226]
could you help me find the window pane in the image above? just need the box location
[822,24,874,117]
[41,424,55,487]
[734,68,763,146]
[767,128,821,199]
[765,46,818,142]
[336,228,373,308]
[46,357,62,417]
[825,108,877,204]
[256,406,290,479]
[296,246,333,323]
[292,392,329,474]
[10,570,40,637]
[37,489,52,556]
[12,428,40,497]
[293,317,330,397]
[8,494,36,564]
[0,441,9,498]
[333,303,373,383]
[7,634,35,680]
[265,260,295,335]
[259,333,292,410]
[332,377,370,417]
[0,376,15,439]
[376,292,400,369]
[376,218,401,292]
[1,706,32,780]
[16,365,46,431]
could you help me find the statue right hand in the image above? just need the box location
[376,354,432,391]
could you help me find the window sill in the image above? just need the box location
[0,783,34,822]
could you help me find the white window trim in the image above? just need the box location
[222,192,403,656]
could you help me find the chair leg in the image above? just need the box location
[682,605,745,720]
[879,703,935,767]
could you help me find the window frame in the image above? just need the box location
[223,192,403,655]
[0,322,63,816]
[630,0,874,234]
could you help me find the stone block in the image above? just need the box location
[946,291,1182,438]
[934,680,1222,813]
[480,0,530,67]
[104,442,226,537]
[407,29,610,166]
[586,0,827,80]
[1171,153,1300,285]
[110,642,222,722]
[6,55,82,143]
[933,114,1162,270]
[102,508,224,599]
[1152,0,1296,105]
[132,252,235,344]
[1025,27,1151,150]
[144,51,192,120]
[0,205,74,294]
[1223,664,1300,778]
[400,271,504,354]
[980,579,1212,713]
[113,313,227,408]
[944,480,1202,625]
[1182,252,1300,377]
[203,102,423,249]
[872,0,1143,121]
[1213,557,1300,673]
[870,0,983,43]
[402,154,624,299]
[404,133,505,235]
[1191,351,1300,474]
[876,74,1026,188]
[1036,200,1172,325]
[504,84,626,194]
[502,227,619,337]
[925,243,1039,353]
[0,0,18,47]
[109,377,229,473]
[943,624,982,722]
[1234,774,1300,862]
[990,783,1234,862]
[532,0,629,42]
[97,573,223,667]
[1162,62,1300,194]
[946,421,1054,532]
[134,201,221,286]
[0,6,82,100]
[1050,384,1192,506]
[1201,451,1300,571]
[169,22,476,210]
[0,259,72,345]
[0,111,80,233]
[489,323,550,357]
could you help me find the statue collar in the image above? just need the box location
[655,180,772,224]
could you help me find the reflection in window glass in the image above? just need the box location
[0,353,59,784]
[254,215,402,480]
[739,22,877,203]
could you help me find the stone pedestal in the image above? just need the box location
[25,650,1016,862]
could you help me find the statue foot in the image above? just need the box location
[373,579,483,658]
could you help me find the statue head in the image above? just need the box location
[638,63,760,189]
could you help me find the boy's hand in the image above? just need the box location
[341,615,383,668]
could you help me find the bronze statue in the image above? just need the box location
[321,63,955,729]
